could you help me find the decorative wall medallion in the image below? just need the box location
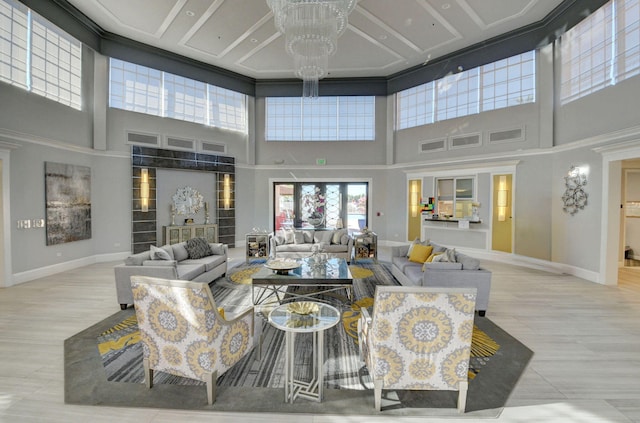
[562,166,588,215]
[172,186,204,216]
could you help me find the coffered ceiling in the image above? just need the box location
[62,0,567,81]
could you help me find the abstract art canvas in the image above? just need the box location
[45,162,91,245]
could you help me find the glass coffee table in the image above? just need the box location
[268,301,341,403]
[252,257,353,306]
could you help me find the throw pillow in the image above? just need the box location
[446,248,457,263]
[426,251,444,262]
[172,243,189,261]
[150,245,172,260]
[332,229,347,244]
[431,253,449,262]
[293,231,305,244]
[208,243,225,255]
[303,231,314,243]
[407,238,429,257]
[340,234,350,245]
[408,244,433,263]
[284,230,295,244]
[322,231,333,244]
[185,237,212,259]
[429,242,447,253]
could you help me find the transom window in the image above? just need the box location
[397,50,535,130]
[266,96,375,141]
[109,58,248,133]
[560,0,640,104]
[0,0,82,110]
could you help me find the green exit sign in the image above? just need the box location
[316,158,326,165]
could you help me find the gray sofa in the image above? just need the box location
[390,242,491,316]
[114,241,228,310]
[270,229,353,262]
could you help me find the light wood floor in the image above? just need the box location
[1,248,639,423]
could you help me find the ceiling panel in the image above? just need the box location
[184,0,272,58]
[64,0,567,79]
[95,0,182,37]
[460,0,540,28]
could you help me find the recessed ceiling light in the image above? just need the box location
[250,38,258,43]
[185,10,195,17]
[442,3,451,9]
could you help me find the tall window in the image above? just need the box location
[560,0,640,104]
[396,50,535,130]
[396,82,435,128]
[0,0,82,110]
[109,59,162,115]
[436,68,480,121]
[109,58,248,133]
[482,50,536,110]
[163,73,207,124]
[266,96,375,141]
[273,182,369,230]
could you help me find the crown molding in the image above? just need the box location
[0,128,129,158]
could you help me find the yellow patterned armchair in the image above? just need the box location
[130,275,255,405]
[358,286,477,412]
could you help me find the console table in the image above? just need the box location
[163,224,218,245]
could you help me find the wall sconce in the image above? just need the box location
[223,174,231,210]
[497,175,508,222]
[140,168,149,212]
[410,180,420,218]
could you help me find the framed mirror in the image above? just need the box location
[172,186,204,216]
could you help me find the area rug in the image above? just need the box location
[65,262,533,417]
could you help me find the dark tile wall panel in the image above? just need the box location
[131,147,235,251]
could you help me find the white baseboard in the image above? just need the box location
[11,252,131,286]
[443,247,601,284]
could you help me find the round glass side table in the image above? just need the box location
[268,301,340,403]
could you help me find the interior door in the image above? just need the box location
[492,174,512,253]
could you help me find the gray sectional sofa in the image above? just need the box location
[270,229,353,262]
[390,241,491,316]
[114,240,228,310]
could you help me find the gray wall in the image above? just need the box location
[395,102,540,165]
[107,108,249,161]
[155,169,217,241]
[4,35,640,283]
[554,69,640,146]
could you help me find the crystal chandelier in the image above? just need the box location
[267,0,357,98]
